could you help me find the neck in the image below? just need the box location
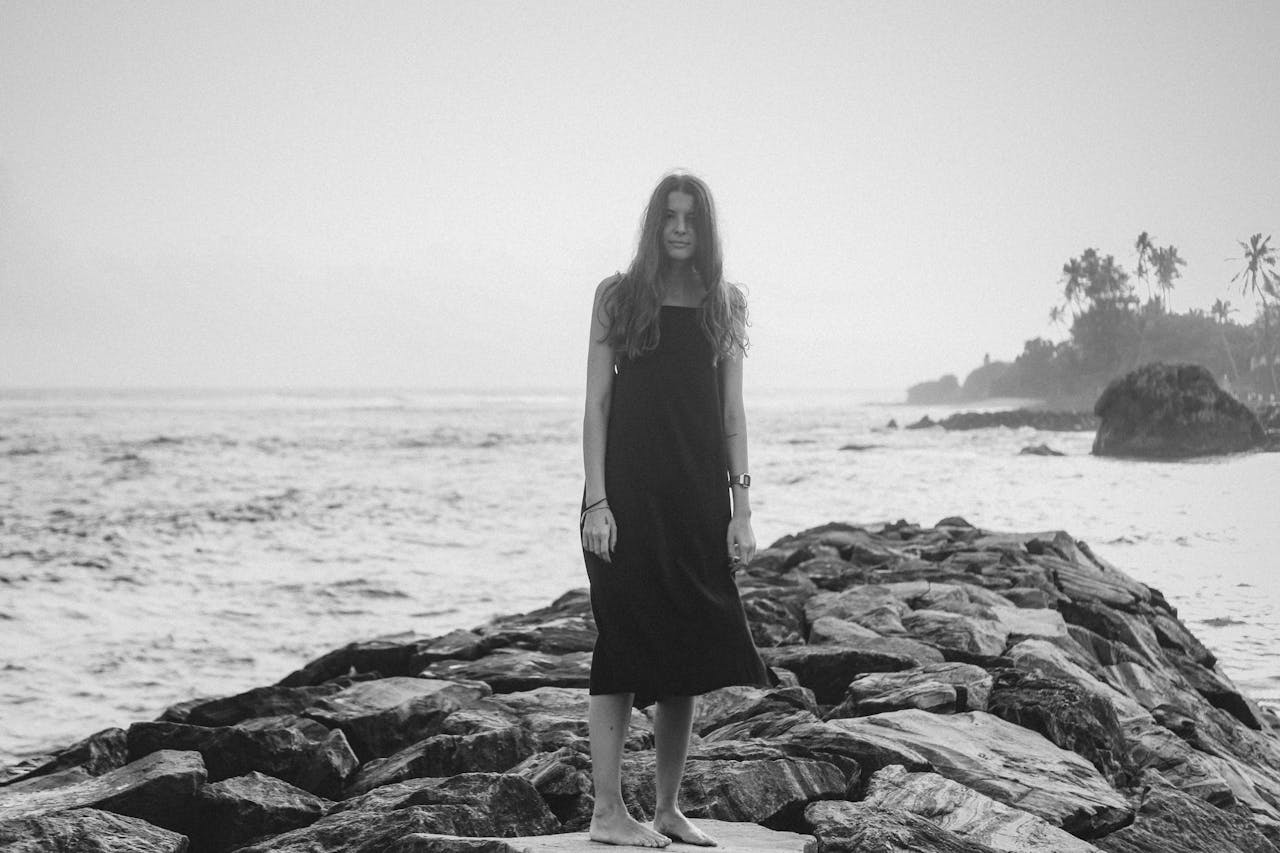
[662,265,699,296]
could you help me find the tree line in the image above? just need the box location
[990,233,1279,407]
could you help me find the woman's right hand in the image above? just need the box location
[581,507,616,563]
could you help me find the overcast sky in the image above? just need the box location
[2,1,1278,393]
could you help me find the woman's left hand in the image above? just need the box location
[726,516,756,569]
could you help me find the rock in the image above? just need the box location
[863,764,1103,852]
[759,641,939,705]
[473,616,597,656]
[808,615,883,643]
[345,726,537,796]
[303,677,491,761]
[833,710,1133,835]
[0,727,127,789]
[418,650,593,694]
[691,684,819,736]
[0,807,189,853]
[926,410,1098,432]
[907,374,962,405]
[127,716,357,798]
[619,748,848,824]
[739,588,808,646]
[0,749,205,834]
[278,636,426,686]
[408,629,487,668]
[384,819,818,852]
[804,799,1002,852]
[1020,443,1065,456]
[794,718,934,778]
[901,610,1009,660]
[906,414,941,429]
[511,746,595,829]
[1095,771,1278,853]
[193,771,329,852]
[1092,362,1266,458]
[986,669,1136,787]
[237,773,559,852]
[160,679,367,727]
[828,662,993,718]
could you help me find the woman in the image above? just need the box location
[580,172,772,848]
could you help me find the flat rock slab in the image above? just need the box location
[837,710,1132,836]
[385,819,817,852]
[0,807,189,853]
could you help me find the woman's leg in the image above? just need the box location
[588,692,670,847]
[652,695,716,846]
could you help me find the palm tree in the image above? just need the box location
[1231,234,1280,395]
[1134,232,1155,303]
[1048,304,1066,327]
[1151,245,1185,312]
[1211,298,1241,390]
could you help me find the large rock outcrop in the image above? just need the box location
[1092,362,1266,458]
[4,518,1280,852]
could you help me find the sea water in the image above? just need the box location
[1,388,1276,766]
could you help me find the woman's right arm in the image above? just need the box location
[581,276,618,561]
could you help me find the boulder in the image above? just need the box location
[690,684,818,736]
[192,771,329,852]
[236,773,559,852]
[907,374,962,405]
[1092,362,1266,458]
[0,749,205,834]
[863,764,1103,852]
[127,716,357,798]
[901,610,1009,660]
[619,747,848,824]
[278,636,425,686]
[759,642,938,705]
[833,710,1132,835]
[303,677,491,761]
[0,807,189,853]
[804,799,1002,852]
[345,726,537,796]
[828,662,993,718]
[0,727,127,789]
[418,650,593,694]
[160,678,369,727]
[1095,771,1277,853]
[1020,444,1065,456]
[986,669,1136,787]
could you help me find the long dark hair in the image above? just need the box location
[598,172,748,363]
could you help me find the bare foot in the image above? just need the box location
[589,805,671,848]
[653,809,716,847]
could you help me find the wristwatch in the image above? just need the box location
[728,473,751,488]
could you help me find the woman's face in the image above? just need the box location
[661,191,697,263]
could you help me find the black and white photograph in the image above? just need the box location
[2,1,1279,850]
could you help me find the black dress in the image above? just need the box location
[581,305,772,709]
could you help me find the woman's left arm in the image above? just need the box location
[719,352,756,566]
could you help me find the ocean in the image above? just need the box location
[1,387,1276,767]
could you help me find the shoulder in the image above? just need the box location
[591,273,624,325]
[725,281,748,314]
[593,272,624,305]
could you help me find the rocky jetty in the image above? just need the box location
[906,410,1098,432]
[4,518,1280,851]
[1093,363,1267,458]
